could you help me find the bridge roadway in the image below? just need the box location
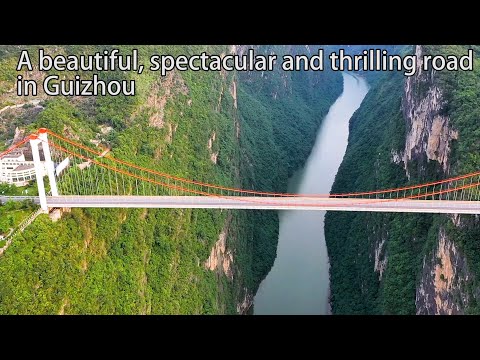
[2,195,480,214]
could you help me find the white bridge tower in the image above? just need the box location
[29,128,59,212]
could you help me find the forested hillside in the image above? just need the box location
[325,45,480,314]
[0,45,342,314]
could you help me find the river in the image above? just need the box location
[253,73,369,315]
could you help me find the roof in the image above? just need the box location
[2,151,24,159]
[13,164,35,172]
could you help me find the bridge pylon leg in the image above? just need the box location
[38,129,58,197]
[29,135,48,212]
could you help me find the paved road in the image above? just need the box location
[2,195,480,214]
[0,196,38,203]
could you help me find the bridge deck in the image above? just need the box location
[3,195,480,214]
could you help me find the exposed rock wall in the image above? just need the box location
[416,228,470,314]
[400,46,469,314]
[374,237,387,281]
[401,45,458,174]
[205,214,233,280]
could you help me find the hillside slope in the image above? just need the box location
[0,45,342,314]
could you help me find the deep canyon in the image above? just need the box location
[1,45,480,314]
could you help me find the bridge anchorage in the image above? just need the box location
[1,128,480,214]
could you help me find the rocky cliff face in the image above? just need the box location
[400,46,472,314]
[401,46,458,175]
[205,214,234,280]
[416,228,470,314]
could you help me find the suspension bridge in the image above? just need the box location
[1,128,480,214]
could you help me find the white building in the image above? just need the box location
[0,150,46,187]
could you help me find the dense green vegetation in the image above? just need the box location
[325,45,480,314]
[0,45,342,314]
[0,200,35,237]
